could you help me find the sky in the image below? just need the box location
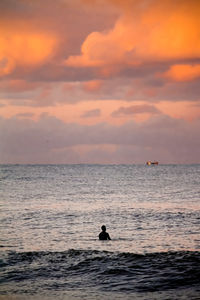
[0,0,200,164]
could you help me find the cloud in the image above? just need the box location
[112,104,161,117]
[160,64,200,82]
[0,0,120,82]
[83,80,103,92]
[16,112,35,118]
[0,79,39,93]
[65,0,200,71]
[0,0,199,165]
[1,114,200,164]
[0,24,58,76]
[81,109,101,118]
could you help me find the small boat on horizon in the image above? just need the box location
[146,161,159,165]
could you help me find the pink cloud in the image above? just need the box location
[82,80,103,92]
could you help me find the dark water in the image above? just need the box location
[1,250,200,299]
[0,164,200,299]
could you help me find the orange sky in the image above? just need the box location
[0,0,200,163]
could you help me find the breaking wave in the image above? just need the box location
[1,250,200,295]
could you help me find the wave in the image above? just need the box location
[0,249,200,295]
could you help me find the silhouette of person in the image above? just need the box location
[99,225,111,240]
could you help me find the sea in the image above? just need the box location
[0,164,200,300]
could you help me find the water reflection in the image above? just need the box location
[0,164,200,253]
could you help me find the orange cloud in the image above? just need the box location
[65,0,200,69]
[83,80,103,92]
[0,22,57,75]
[161,64,200,82]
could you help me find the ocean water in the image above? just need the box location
[0,164,200,299]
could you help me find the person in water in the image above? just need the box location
[99,225,111,240]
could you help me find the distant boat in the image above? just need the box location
[146,161,159,165]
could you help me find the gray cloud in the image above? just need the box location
[81,109,101,118]
[0,114,200,164]
[111,104,161,117]
[15,113,35,118]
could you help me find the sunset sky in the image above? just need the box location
[0,0,200,164]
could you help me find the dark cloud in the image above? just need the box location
[1,73,200,108]
[0,0,33,18]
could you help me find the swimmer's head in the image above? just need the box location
[101,225,106,231]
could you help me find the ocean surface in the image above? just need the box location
[0,164,200,299]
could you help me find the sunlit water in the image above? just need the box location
[0,164,200,299]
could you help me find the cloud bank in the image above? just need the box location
[1,114,200,164]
